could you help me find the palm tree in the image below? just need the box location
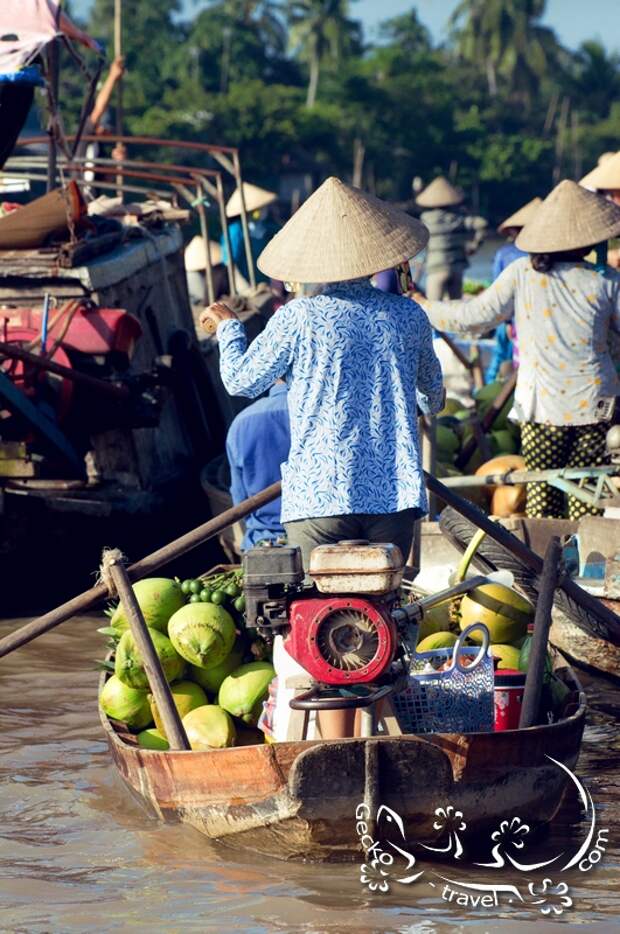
[287,0,360,107]
[218,0,287,57]
[449,0,561,105]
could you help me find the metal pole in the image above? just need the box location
[0,481,282,659]
[519,537,562,728]
[196,185,215,305]
[108,558,190,749]
[114,0,123,197]
[232,151,257,290]
[216,173,237,295]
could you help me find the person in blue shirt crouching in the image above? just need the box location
[226,381,290,550]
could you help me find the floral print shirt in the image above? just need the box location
[217,280,444,523]
[422,258,620,426]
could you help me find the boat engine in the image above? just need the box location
[243,540,416,686]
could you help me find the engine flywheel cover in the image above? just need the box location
[286,597,398,685]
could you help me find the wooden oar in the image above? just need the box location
[0,481,282,659]
[425,472,620,641]
[107,554,190,749]
[1,472,618,660]
[455,371,518,471]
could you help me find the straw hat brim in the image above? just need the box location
[185,235,222,271]
[515,179,620,253]
[416,176,464,208]
[497,197,542,233]
[257,176,429,284]
[226,183,277,218]
[579,151,620,191]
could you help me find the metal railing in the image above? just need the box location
[10,134,261,301]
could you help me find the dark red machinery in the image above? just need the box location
[0,300,156,474]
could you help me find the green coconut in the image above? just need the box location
[137,727,169,750]
[149,680,208,739]
[416,631,458,653]
[439,397,463,417]
[459,584,534,645]
[99,675,152,728]
[115,628,185,690]
[518,635,553,683]
[490,643,521,670]
[167,603,236,669]
[190,649,244,696]
[474,381,513,430]
[218,661,275,726]
[436,425,460,461]
[490,429,519,456]
[182,704,236,749]
[110,578,185,635]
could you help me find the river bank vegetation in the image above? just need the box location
[61,0,620,220]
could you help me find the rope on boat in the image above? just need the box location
[98,547,126,597]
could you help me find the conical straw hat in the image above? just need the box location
[226,182,277,218]
[416,176,464,208]
[257,176,429,283]
[497,197,542,233]
[579,151,620,190]
[184,235,222,271]
[516,179,620,253]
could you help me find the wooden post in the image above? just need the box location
[455,371,517,471]
[423,474,620,644]
[196,187,215,305]
[107,557,190,750]
[232,151,257,290]
[216,173,237,296]
[421,415,437,519]
[114,0,123,197]
[46,39,60,191]
[519,537,562,729]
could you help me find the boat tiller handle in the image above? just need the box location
[392,574,493,625]
[289,684,394,711]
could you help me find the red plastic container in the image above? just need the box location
[494,669,526,731]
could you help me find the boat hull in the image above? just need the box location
[102,670,586,861]
[551,601,620,680]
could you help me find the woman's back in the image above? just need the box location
[509,258,620,423]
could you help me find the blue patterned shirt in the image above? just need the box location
[217,281,444,523]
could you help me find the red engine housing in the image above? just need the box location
[4,305,142,358]
[284,596,398,685]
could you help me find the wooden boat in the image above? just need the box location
[100,665,586,862]
[434,510,620,680]
[551,596,620,681]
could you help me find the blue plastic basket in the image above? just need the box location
[392,623,495,734]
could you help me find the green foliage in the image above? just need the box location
[54,0,620,223]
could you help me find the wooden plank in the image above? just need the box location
[0,371,82,471]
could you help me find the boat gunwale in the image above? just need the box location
[98,664,587,759]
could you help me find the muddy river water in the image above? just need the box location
[0,615,618,933]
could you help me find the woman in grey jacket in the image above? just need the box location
[416,176,487,300]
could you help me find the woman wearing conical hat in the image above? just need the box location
[416,180,620,520]
[202,177,443,562]
[416,175,488,300]
[580,152,620,269]
[580,151,620,203]
[220,182,278,285]
[486,197,542,382]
